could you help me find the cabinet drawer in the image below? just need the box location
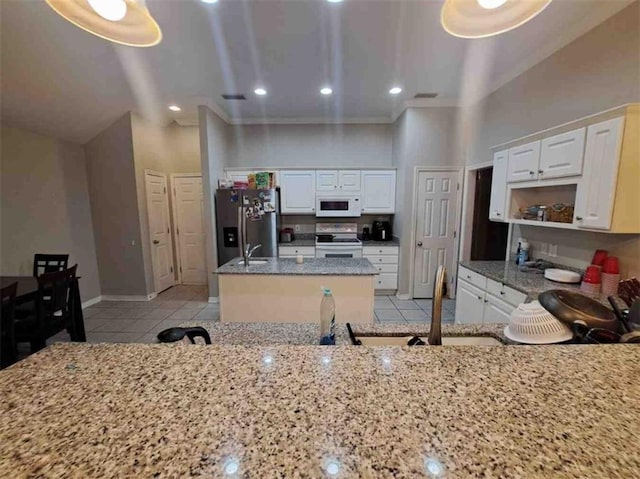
[279,255,315,260]
[365,255,398,264]
[372,263,398,274]
[375,273,398,290]
[486,278,527,307]
[279,246,315,256]
[363,246,399,256]
[457,266,487,290]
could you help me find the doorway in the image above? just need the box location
[144,170,175,294]
[171,174,207,285]
[470,168,509,260]
[412,169,462,298]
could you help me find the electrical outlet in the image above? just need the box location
[539,242,548,255]
[294,225,301,233]
[548,244,558,258]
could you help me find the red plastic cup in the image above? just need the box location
[591,249,608,266]
[602,256,619,274]
[583,265,602,284]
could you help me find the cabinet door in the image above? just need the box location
[483,294,514,324]
[361,170,396,214]
[454,280,485,324]
[226,170,254,184]
[316,170,338,191]
[338,171,361,191]
[507,141,540,182]
[574,117,624,230]
[489,149,508,221]
[280,170,316,214]
[539,127,585,179]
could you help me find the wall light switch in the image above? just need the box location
[294,225,301,233]
[131,240,136,246]
[548,244,558,258]
[539,242,548,255]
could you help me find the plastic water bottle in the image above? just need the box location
[319,287,336,345]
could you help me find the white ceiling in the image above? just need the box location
[0,0,633,143]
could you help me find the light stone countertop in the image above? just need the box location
[216,257,379,275]
[1,340,639,478]
[459,260,612,304]
[278,238,316,247]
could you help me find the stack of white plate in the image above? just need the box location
[544,268,581,284]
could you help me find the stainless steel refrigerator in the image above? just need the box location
[215,188,280,265]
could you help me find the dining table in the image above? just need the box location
[0,275,87,345]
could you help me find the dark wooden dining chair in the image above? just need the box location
[33,254,69,277]
[1,282,18,368]
[15,265,77,353]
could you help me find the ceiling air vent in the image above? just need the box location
[221,94,246,100]
[414,93,439,99]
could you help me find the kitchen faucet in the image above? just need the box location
[428,265,446,346]
[243,243,262,266]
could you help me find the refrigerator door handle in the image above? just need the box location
[237,205,244,260]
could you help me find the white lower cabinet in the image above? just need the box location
[363,245,399,291]
[279,246,315,259]
[455,267,527,324]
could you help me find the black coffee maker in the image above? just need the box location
[372,221,392,241]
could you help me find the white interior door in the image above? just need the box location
[413,170,460,298]
[173,175,207,285]
[145,171,175,293]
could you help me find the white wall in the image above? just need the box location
[199,105,230,299]
[1,126,102,301]
[392,107,461,295]
[228,123,392,168]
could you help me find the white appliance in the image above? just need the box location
[315,193,361,218]
[315,223,363,258]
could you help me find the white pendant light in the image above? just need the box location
[46,0,162,47]
[441,0,552,39]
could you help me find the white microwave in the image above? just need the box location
[315,194,361,217]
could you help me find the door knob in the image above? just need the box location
[153,240,160,245]
[417,241,423,247]
[576,216,583,221]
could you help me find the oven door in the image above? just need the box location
[315,196,361,217]
[315,245,363,258]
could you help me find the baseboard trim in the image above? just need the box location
[82,296,102,309]
[396,293,411,300]
[208,297,219,304]
[101,294,155,302]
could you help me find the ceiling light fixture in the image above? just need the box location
[389,87,403,95]
[254,88,267,96]
[168,105,181,112]
[201,0,219,4]
[45,0,162,47]
[441,0,552,39]
[320,87,333,96]
[327,0,344,3]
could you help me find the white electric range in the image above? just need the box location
[315,223,363,258]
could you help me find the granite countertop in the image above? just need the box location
[361,238,401,247]
[459,260,610,304]
[216,257,379,275]
[1,341,638,477]
[278,239,316,247]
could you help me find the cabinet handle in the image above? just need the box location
[379,250,383,253]
[529,171,535,175]
[467,275,471,279]
[495,212,501,216]
[538,170,544,174]
[576,216,583,221]
[477,295,483,301]
[500,291,505,295]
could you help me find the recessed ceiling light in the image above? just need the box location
[389,87,402,95]
[254,88,267,96]
[168,105,181,112]
[320,87,333,96]
[201,0,219,4]
[327,0,343,3]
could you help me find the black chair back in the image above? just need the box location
[33,254,69,277]
[36,265,77,321]
[1,282,18,368]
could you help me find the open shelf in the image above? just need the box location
[509,218,579,230]
[508,183,577,229]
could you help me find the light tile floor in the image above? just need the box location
[38,286,456,348]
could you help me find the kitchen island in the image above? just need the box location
[215,257,378,323]
[1,339,638,477]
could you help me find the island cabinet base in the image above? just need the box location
[218,275,375,323]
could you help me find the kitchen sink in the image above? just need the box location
[355,335,503,346]
[236,260,268,266]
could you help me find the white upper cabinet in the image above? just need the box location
[507,141,541,182]
[539,127,586,179]
[338,170,361,191]
[574,117,625,230]
[316,170,361,191]
[316,170,339,191]
[280,170,316,214]
[489,149,508,221]
[361,170,396,214]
